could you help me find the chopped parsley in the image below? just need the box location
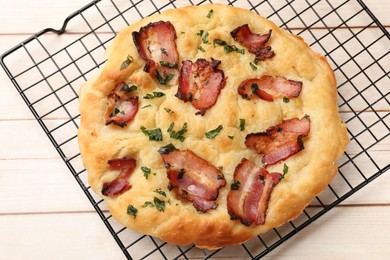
[154,197,166,212]
[217,174,224,180]
[140,126,163,141]
[254,58,259,65]
[230,180,240,190]
[141,104,152,109]
[251,83,259,94]
[164,108,173,114]
[178,168,185,179]
[121,84,137,92]
[159,61,178,69]
[202,32,209,44]
[205,125,223,139]
[143,91,165,99]
[141,166,152,179]
[167,122,188,142]
[154,189,167,197]
[109,108,121,117]
[160,48,168,56]
[120,55,133,70]
[283,97,290,103]
[228,135,234,140]
[279,163,289,181]
[142,201,154,208]
[206,9,214,18]
[198,46,206,52]
[155,70,174,85]
[196,30,204,37]
[158,143,176,154]
[259,175,265,185]
[213,39,244,54]
[126,205,138,219]
[239,119,245,131]
[249,62,257,71]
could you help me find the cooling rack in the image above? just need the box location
[1,0,389,259]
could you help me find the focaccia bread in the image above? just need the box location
[78,4,348,249]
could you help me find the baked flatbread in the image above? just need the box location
[78,4,348,249]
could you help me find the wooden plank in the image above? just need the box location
[0,0,388,35]
[1,206,389,259]
[0,158,92,214]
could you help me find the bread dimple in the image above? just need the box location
[78,3,348,249]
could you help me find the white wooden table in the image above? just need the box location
[0,0,389,259]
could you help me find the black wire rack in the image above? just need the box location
[1,0,389,259]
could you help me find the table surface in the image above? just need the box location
[0,0,389,259]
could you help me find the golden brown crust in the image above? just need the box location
[78,4,348,249]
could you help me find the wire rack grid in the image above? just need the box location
[1,0,389,259]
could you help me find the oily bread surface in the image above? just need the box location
[78,4,348,249]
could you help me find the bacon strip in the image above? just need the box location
[159,145,226,212]
[132,21,179,86]
[102,158,136,197]
[238,76,302,102]
[105,82,139,127]
[227,159,281,226]
[176,58,226,115]
[245,117,310,166]
[230,24,274,61]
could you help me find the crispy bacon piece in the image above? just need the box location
[159,145,226,212]
[238,76,302,102]
[230,24,274,61]
[132,21,179,86]
[227,159,281,226]
[101,158,136,197]
[176,58,226,115]
[105,82,139,127]
[245,117,311,166]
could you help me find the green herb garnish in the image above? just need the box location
[205,125,223,139]
[126,205,138,219]
[230,180,240,190]
[154,189,167,197]
[141,166,151,179]
[109,108,121,117]
[140,126,163,141]
[213,39,244,54]
[160,48,168,56]
[120,55,133,70]
[142,201,154,208]
[198,46,205,52]
[178,169,185,179]
[158,143,176,154]
[249,62,257,71]
[202,32,209,44]
[164,108,173,114]
[159,61,178,69]
[167,122,188,142]
[279,163,289,181]
[155,70,174,85]
[228,135,234,140]
[121,84,137,92]
[143,91,165,99]
[259,175,265,185]
[239,119,245,131]
[206,9,214,18]
[141,104,152,109]
[251,83,259,94]
[196,30,204,36]
[154,197,166,212]
[283,97,290,103]
[217,174,224,180]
